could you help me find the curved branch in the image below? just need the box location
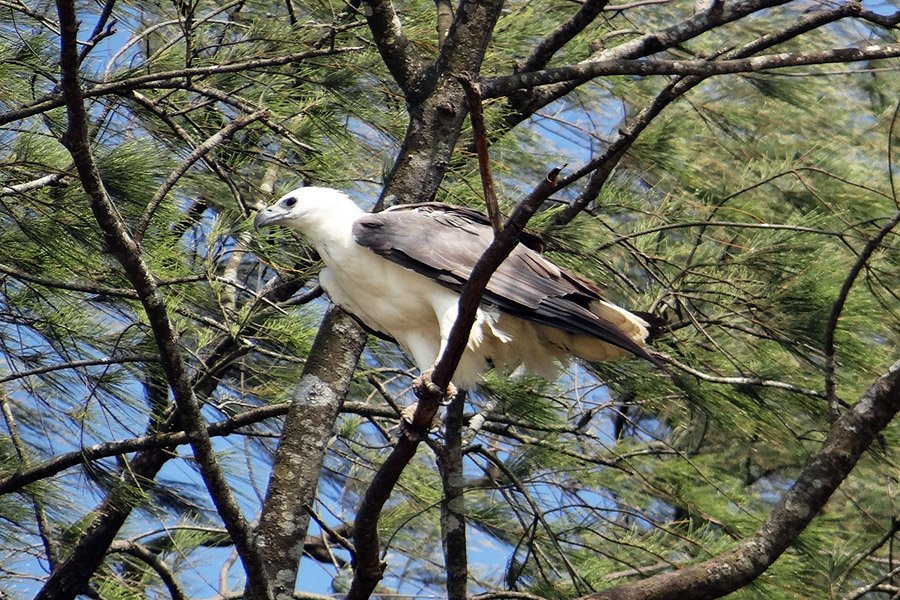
[133,108,268,243]
[583,359,900,600]
[823,207,900,416]
[108,541,188,600]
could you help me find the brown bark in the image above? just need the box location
[582,360,900,600]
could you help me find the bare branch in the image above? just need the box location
[0,354,158,386]
[659,353,826,398]
[360,0,427,97]
[518,0,610,73]
[77,0,117,64]
[484,44,900,99]
[460,74,502,233]
[0,261,138,297]
[583,359,900,600]
[0,172,70,196]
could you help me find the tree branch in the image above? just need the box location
[823,207,900,417]
[547,1,872,224]
[518,0,610,73]
[360,0,427,97]
[0,172,70,196]
[500,0,794,128]
[49,3,271,597]
[460,74,501,233]
[108,541,188,600]
[436,391,468,600]
[249,306,367,600]
[483,44,900,99]
[348,169,560,600]
[0,45,362,128]
[583,359,900,600]
[133,108,268,244]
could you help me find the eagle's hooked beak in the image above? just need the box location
[253,205,286,232]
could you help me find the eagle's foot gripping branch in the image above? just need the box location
[400,373,458,439]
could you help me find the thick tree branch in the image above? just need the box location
[501,0,794,127]
[483,44,900,99]
[378,0,505,206]
[518,0,610,73]
[583,359,900,600]
[48,3,271,597]
[249,306,367,600]
[360,0,427,97]
[349,169,560,600]
[436,391,469,600]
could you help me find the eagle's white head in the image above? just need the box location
[253,186,365,246]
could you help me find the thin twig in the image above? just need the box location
[134,109,268,244]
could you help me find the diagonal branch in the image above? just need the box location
[518,0,610,73]
[360,0,427,97]
[50,2,272,598]
[133,108,268,244]
[823,207,900,417]
[582,359,900,600]
[108,541,188,600]
[501,0,793,128]
[348,168,561,600]
[546,1,883,224]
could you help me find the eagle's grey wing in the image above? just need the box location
[353,204,652,360]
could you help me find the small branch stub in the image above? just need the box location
[459,73,502,234]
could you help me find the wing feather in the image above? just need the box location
[352,204,652,360]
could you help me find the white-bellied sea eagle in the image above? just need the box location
[254,187,656,388]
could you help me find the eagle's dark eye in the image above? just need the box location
[284,196,297,208]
